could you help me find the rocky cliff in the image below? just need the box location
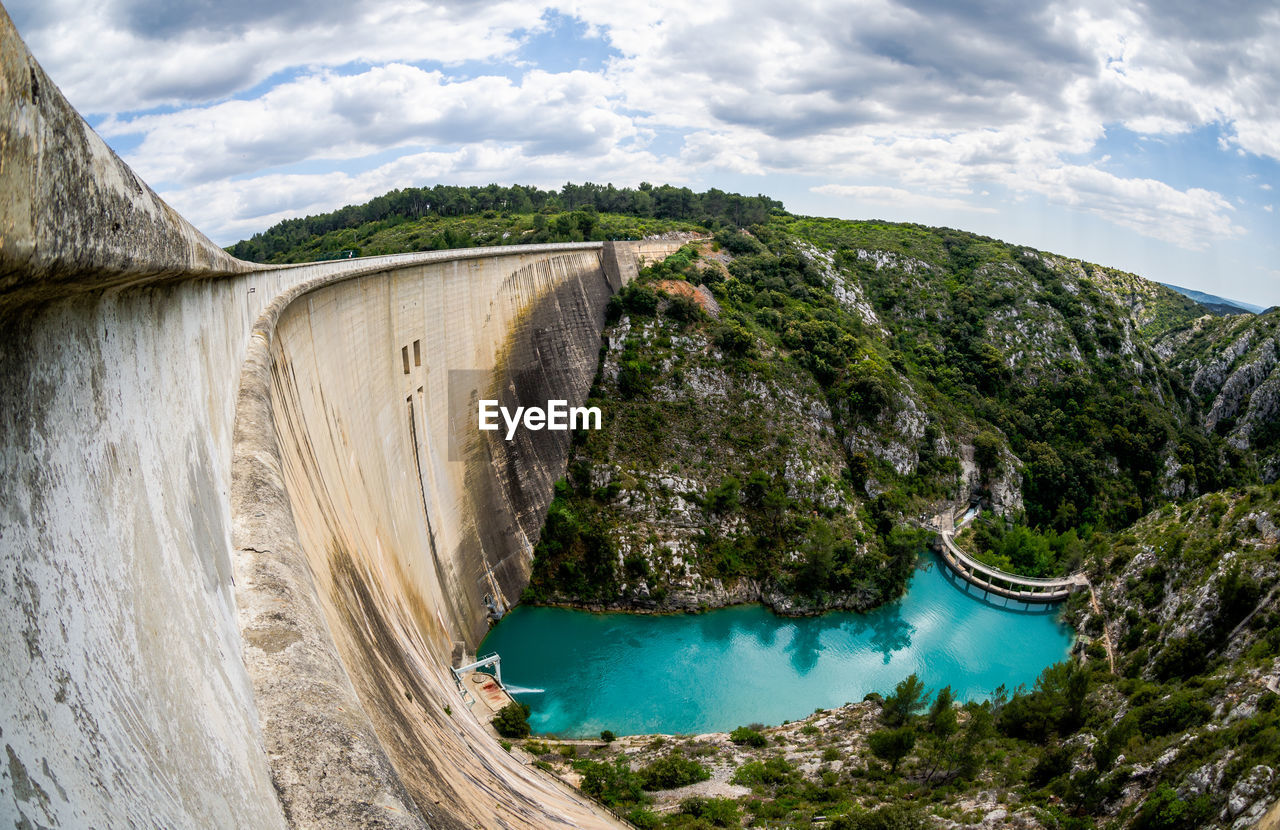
[1158,311,1280,483]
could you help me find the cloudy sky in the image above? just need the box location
[9,0,1279,305]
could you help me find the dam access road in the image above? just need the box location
[0,9,682,828]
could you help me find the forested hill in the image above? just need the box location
[523,219,1265,613]
[226,182,783,263]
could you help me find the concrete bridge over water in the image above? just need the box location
[930,504,1089,604]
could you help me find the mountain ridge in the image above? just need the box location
[1161,283,1268,316]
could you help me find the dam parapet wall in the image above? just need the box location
[0,11,682,827]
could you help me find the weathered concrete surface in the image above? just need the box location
[0,6,251,315]
[0,11,681,829]
[232,248,643,828]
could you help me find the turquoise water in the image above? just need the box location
[479,554,1074,737]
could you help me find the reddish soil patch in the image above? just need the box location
[654,279,715,314]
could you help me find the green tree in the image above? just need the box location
[492,702,532,738]
[926,686,958,738]
[974,430,1003,481]
[881,674,929,727]
[868,726,916,774]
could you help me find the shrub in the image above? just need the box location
[1134,690,1211,737]
[600,730,616,743]
[715,229,765,255]
[665,294,706,324]
[1152,635,1207,681]
[832,803,929,830]
[868,726,916,774]
[1029,742,1073,786]
[730,726,768,747]
[713,320,756,357]
[680,797,741,827]
[1131,785,1213,830]
[620,282,660,316]
[575,758,644,807]
[732,757,795,787]
[638,755,710,790]
[492,702,532,739]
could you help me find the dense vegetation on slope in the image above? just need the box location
[515,486,1280,830]
[522,237,933,612]
[226,182,782,263]
[523,217,1249,603]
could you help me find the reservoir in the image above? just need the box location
[480,554,1075,737]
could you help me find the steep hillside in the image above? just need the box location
[1158,312,1280,484]
[234,186,1255,594]
[228,183,1279,827]
[517,486,1280,830]
[523,240,926,614]
[524,217,1246,609]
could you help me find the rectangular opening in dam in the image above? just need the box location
[413,339,421,367]
[401,345,410,375]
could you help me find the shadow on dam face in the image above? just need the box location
[0,9,682,828]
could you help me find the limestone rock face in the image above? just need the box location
[1159,312,1280,482]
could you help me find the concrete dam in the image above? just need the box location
[0,11,681,828]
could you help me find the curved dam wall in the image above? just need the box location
[236,248,638,828]
[1,9,676,828]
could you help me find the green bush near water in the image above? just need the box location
[492,702,532,739]
[637,755,711,790]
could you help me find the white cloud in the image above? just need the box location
[100,65,636,186]
[6,0,1277,258]
[812,184,997,214]
[9,0,545,113]
[1026,165,1244,248]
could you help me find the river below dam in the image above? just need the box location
[479,554,1075,737]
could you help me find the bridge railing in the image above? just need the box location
[933,521,1086,603]
[941,536,1082,588]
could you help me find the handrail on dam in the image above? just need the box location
[930,506,1088,604]
[454,653,504,688]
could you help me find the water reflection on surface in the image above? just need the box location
[480,553,1074,737]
